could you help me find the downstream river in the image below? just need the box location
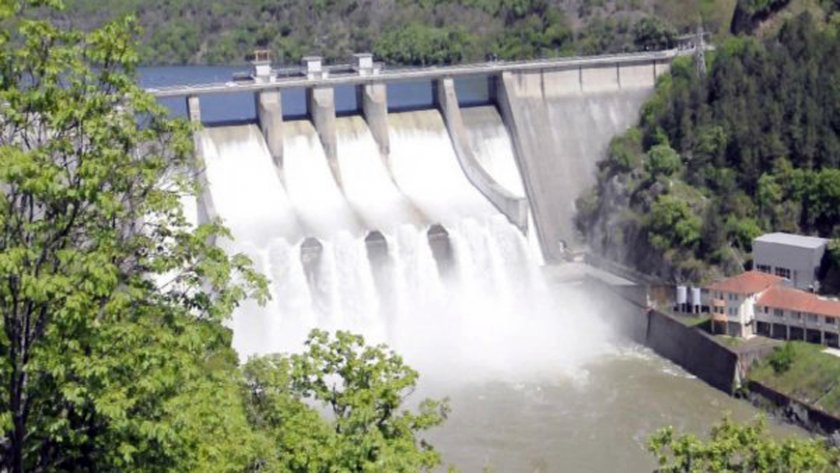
[424,345,802,472]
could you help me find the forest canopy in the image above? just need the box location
[49,0,738,65]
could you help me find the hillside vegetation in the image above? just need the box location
[750,342,840,418]
[51,0,737,65]
[576,6,840,284]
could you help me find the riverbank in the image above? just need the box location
[581,266,840,437]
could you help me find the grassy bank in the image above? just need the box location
[750,342,840,418]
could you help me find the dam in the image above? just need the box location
[151,51,687,359]
[141,45,806,471]
[148,51,691,359]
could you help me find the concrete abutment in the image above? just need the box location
[435,77,529,232]
[358,83,390,155]
[307,86,341,186]
[255,90,284,169]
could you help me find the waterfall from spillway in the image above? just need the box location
[460,106,544,264]
[201,125,302,243]
[335,115,426,231]
[201,112,614,377]
[461,106,525,198]
[388,110,496,224]
[201,125,309,355]
[283,120,363,238]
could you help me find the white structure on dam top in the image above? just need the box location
[173,48,701,263]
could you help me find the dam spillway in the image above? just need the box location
[163,51,682,366]
[198,103,555,362]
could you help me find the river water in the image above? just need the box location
[140,66,805,472]
[425,346,799,472]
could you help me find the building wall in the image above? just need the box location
[755,304,840,346]
[754,240,825,290]
[706,290,758,337]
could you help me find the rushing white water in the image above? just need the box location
[335,116,426,231]
[461,106,526,198]
[200,112,614,378]
[201,125,302,244]
[283,119,363,238]
[388,110,497,225]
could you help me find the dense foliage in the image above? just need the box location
[243,330,449,472]
[649,416,840,472]
[47,0,738,65]
[0,1,447,471]
[577,10,840,284]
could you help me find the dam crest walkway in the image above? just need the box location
[147,49,692,98]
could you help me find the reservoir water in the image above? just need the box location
[141,66,805,471]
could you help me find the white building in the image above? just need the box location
[705,270,840,347]
[706,271,785,337]
[753,233,828,291]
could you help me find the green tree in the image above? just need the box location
[648,195,702,251]
[645,144,682,178]
[244,330,450,472]
[2,4,455,471]
[649,416,839,472]
[632,16,677,51]
[0,1,268,470]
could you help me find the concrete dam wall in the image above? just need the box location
[497,60,669,261]
[179,53,677,267]
[162,52,686,358]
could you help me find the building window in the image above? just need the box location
[757,264,771,273]
[807,313,818,323]
[774,308,784,317]
[763,306,769,314]
[793,311,802,320]
[775,267,791,279]
[826,317,836,325]
[728,293,737,301]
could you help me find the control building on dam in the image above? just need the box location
[153,49,690,265]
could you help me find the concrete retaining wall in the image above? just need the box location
[749,381,840,434]
[646,309,739,393]
[494,72,555,258]
[654,59,671,79]
[435,77,529,231]
[587,275,738,393]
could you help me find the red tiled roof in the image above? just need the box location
[757,286,840,319]
[706,271,784,295]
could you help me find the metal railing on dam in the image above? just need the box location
[146,49,688,98]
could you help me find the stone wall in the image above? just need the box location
[645,309,739,393]
[749,381,840,434]
[588,276,738,393]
